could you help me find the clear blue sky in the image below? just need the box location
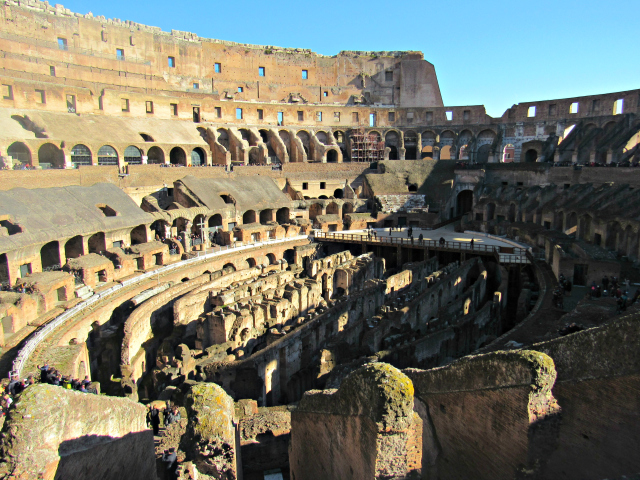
[64,0,639,117]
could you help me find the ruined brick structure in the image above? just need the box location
[0,2,639,479]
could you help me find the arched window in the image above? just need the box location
[97,145,118,165]
[71,144,92,166]
[7,142,31,166]
[124,146,142,164]
[191,147,206,166]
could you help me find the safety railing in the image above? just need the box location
[11,235,309,377]
[313,231,528,256]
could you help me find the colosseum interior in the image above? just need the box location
[0,2,639,479]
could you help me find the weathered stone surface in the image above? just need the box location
[0,384,155,480]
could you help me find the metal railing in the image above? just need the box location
[313,231,528,256]
[11,235,309,377]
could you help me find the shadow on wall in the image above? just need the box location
[55,431,156,480]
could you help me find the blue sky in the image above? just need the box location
[64,0,639,117]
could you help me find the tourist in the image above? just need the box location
[439,237,445,246]
[419,233,423,244]
[470,238,474,250]
[162,448,178,480]
[147,405,161,435]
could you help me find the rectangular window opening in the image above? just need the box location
[57,37,67,50]
[445,111,453,121]
[193,83,199,89]
[463,110,470,121]
[527,106,536,117]
[236,108,243,120]
[302,182,308,190]
[591,99,600,112]
[50,66,56,77]
[215,106,222,118]
[323,91,328,97]
[548,104,557,116]
[407,112,414,123]
[257,109,264,120]
[171,103,178,116]
[320,182,326,189]
[193,106,200,123]
[613,99,624,115]
[302,69,308,80]
[334,112,340,122]
[425,111,433,122]
[214,63,221,73]
[121,98,129,112]
[259,66,265,77]
[277,111,284,126]
[2,84,13,100]
[237,86,243,93]
[352,112,359,123]
[316,112,322,122]
[297,111,304,122]
[66,94,76,113]
[116,48,124,60]
[569,102,579,114]
[35,89,45,104]
[168,56,175,68]
[369,113,376,127]
[388,112,396,122]
[146,101,154,114]
[385,71,393,82]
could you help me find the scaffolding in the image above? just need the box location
[349,127,385,163]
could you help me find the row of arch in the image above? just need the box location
[5,142,208,167]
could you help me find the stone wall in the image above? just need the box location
[0,384,155,479]
[290,363,421,480]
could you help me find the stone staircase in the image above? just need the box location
[75,283,93,300]
[377,194,426,213]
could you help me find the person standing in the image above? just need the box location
[147,405,161,436]
[470,238,474,250]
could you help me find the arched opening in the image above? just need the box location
[266,253,277,265]
[309,204,323,221]
[502,144,515,163]
[140,133,154,142]
[385,131,399,160]
[208,214,222,228]
[38,143,65,168]
[247,258,257,268]
[326,149,338,163]
[440,145,452,160]
[388,146,398,160]
[408,184,418,192]
[217,129,230,150]
[456,190,473,215]
[297,131,310,158]
[70,144,92,167]
[486,203,496,221]
[404,132,417,160]
[170,147,186,166]
[191,214,206,236]
[191,147,206,166]
[130,225,147,245]
[524,149,538,163]
[326,202,339,215]
[220,194,235,205]
[223,263,236,272]
[421,146,433,159]
[97,145,118,166]
[64,235,84,259]
[259,129,269,144]
[40,241,60,269]
[333,188,344,199]
[283,249,295,264]
[342,203,354,219]
[260,209,273,224]
[243,210,257,224]
[421,131,436,159]
[276,208,290,224]
[147,146,165,164]
[87,232,106,253]
[248,148,262,165]
[124,145,142,165]
[7,142,31,166]
[508,204,516,223]
[279,130,291,157]
[172,217,189,235]
[476,144,491,164]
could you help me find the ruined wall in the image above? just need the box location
[405,350,559,480]
[290,363,421,480]
[0,384,155,480]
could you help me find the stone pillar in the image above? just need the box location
[571,150,578,164]
[606,150,614,164]
[0,156,14,169]
[63,151,73,169]
[589,150,596,164]
[416,132,422,159]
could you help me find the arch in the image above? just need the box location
[476,144,491,163]
[388,146,398,160]
[260,209,273,224]
[326,202,339,215]
[524,149,538,163]
[385,131,399,160]
[486,203,496,221]
[239,128,257,146]
[276,207,290,224]
[97,145,118,166]
[88,232,106,254]
[64,235,84,259]
[440,145,452,160]
[191,147,206,166]
[243,210,257,224]
[216,129,230,150]
[147,146,165,164]
[259,129,269,144]
[309,203,323,221]
[342,202,354,219]
[191,214,206,235]
[333,188,344,199]
[404,131,418,160]
[70,144,92,166]
[40,241,60,270]
[502,144,515,163]
[7,142,31,166]
[316,131,330,145]
[139,133,154,142]
[408,184,418,192]
[124,145,142,165]
[421,145,433,159]
[459,145,469,160]
[130,225,147,245]
[170,147,186,165]
[279,130,291,156]
[247,258,257,268]
[266,253,277,265]
[283,249,295,264]
[39,143,65,168]
[223,263,236,272]
[208,214,222,227]
[334,130,345,144]
[456,190,473,215]
[326,149,338,163]
[248,147,262,165]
